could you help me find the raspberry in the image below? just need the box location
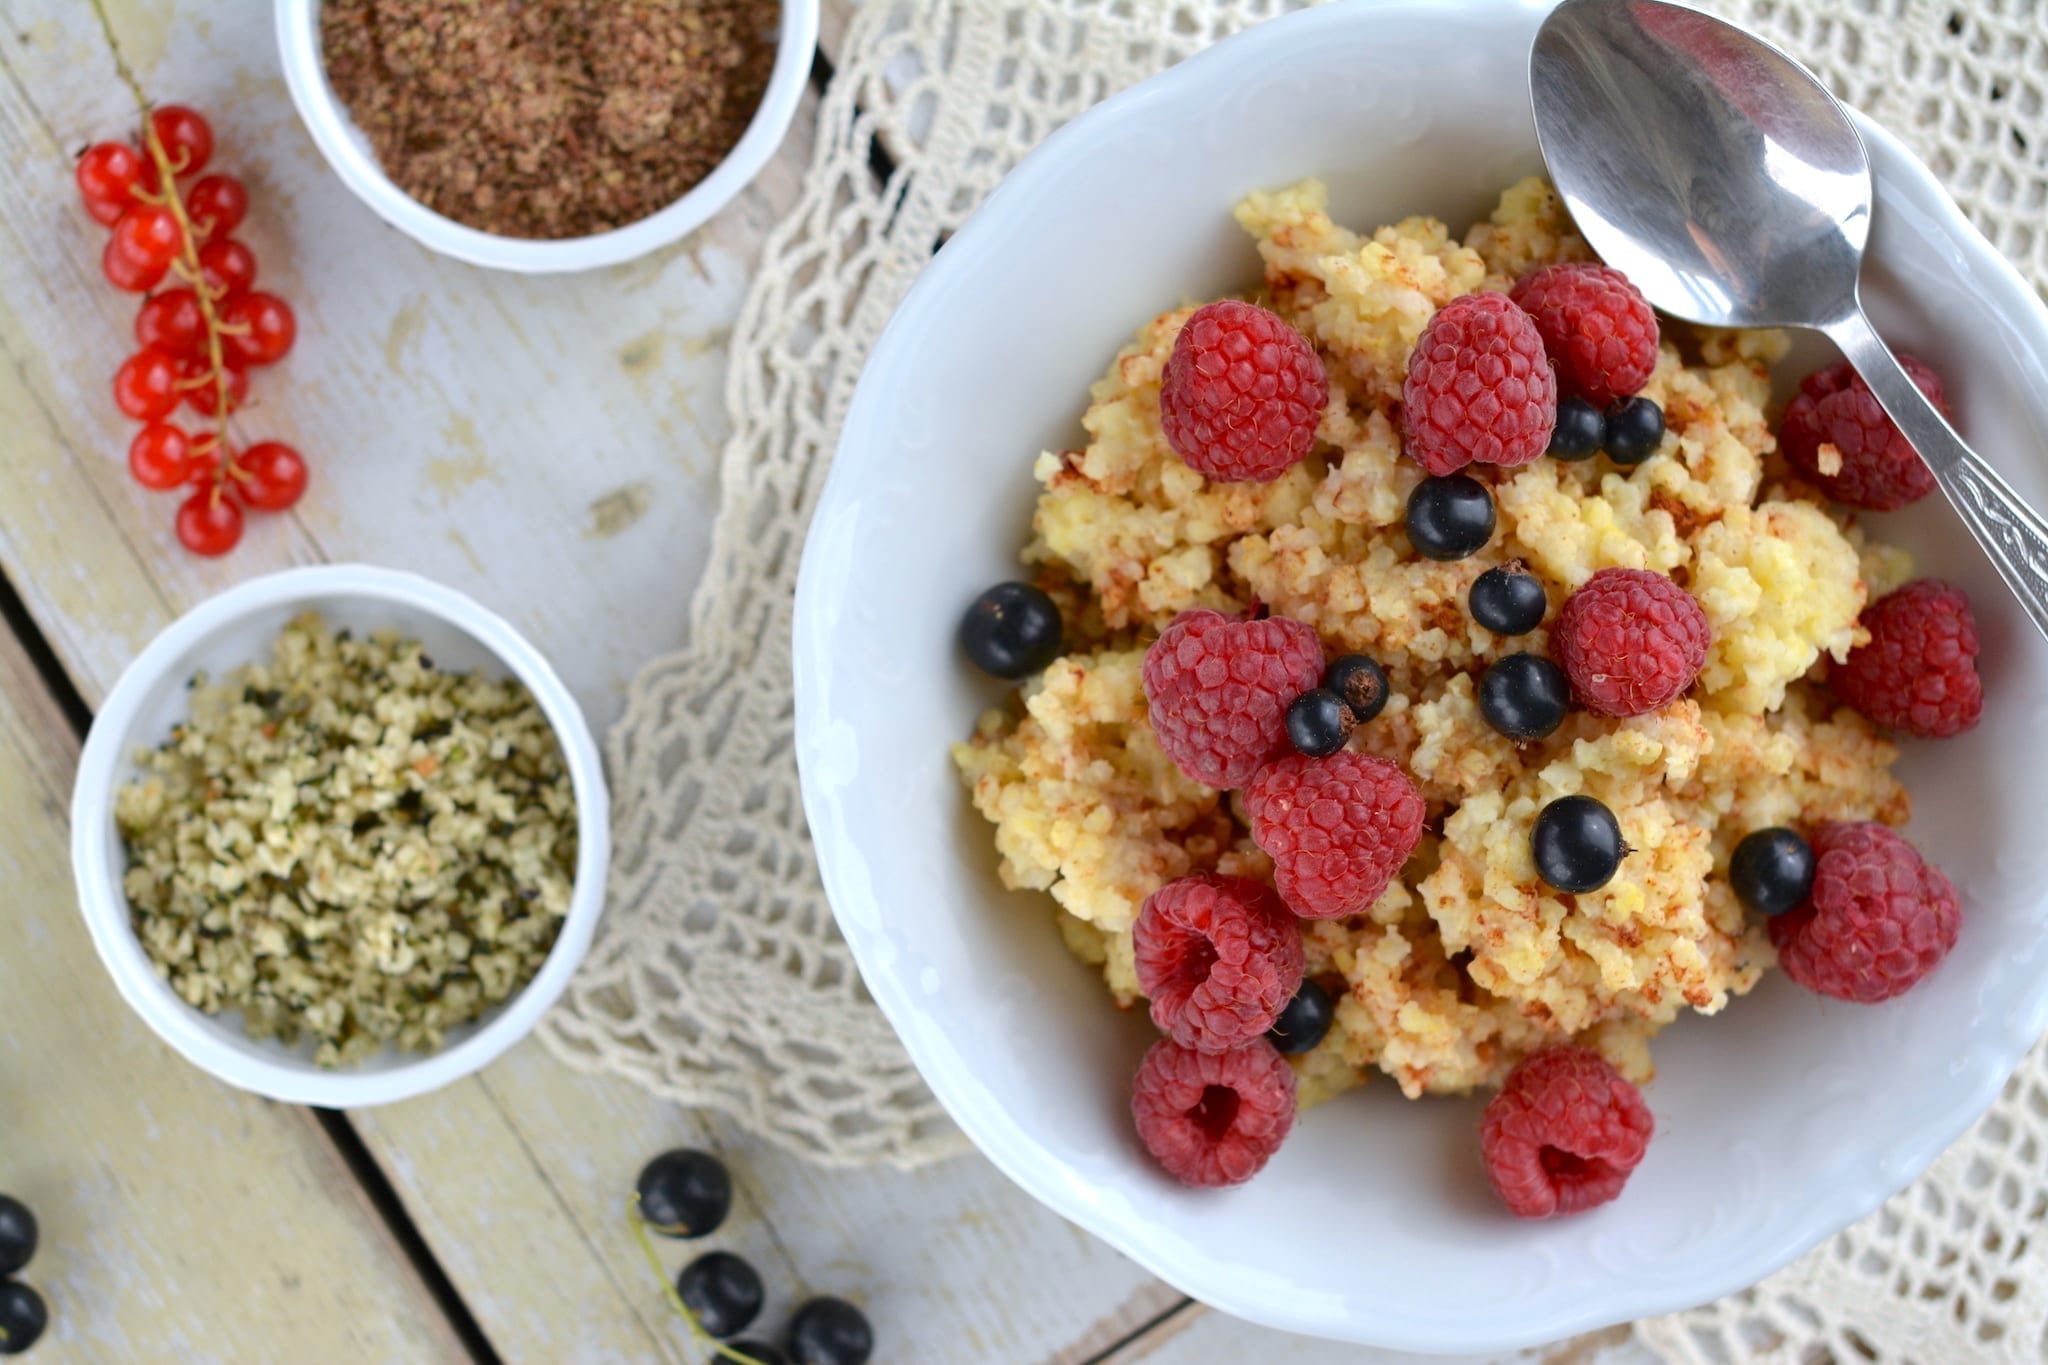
[1159,301,1328,483]
[1831,579,1983,739]
[1770,822,1960,1003]
[1130,1038,1296,1187]
[1508,263,1660,405]
[1142,609,1325,789]
[1243,752,1425,919]
[1400,291,1557,477]
[1134,874,1305,1052]
[1551,568,1710,718]
[1779,354,1950,511]
[1481,1048,1654,1219]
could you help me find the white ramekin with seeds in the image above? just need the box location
[71,565,609,1107]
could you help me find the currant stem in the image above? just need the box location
[89,0,237,491]
[626,1196,768,1365]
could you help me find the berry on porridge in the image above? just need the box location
[951,175,1968,1216]
[1830,579,1984,739]
[1509,262,1660,407]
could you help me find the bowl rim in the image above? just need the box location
[69,564,611,1108]
[794,0,2048,1350]
[273,0,820,273]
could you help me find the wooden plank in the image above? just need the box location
[354,1047,1188,1363]
[0,628,472,1363]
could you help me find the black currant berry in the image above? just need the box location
[0,1199,34,1277]
[677,1251,764,1339]
[1479,654,1571,741]
[1468,565,1547,636]
[635,1150,732,1240]
[0,1280,46,1356]
[1532,795,1627,893]
[1286,689,1352,757]
[1404,475,1496,561]
[788,1296,875,1365]
[1322,654,1389,724]
[728,1342,788,1365]
[1548,396,1606,461]
[1729,827,1816,917]
[959,582,1064,679]
[1267,980,1334,1055]
[1603,396,1665,465]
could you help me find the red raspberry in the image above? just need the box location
[1770,822,1960,1003]
[1831,579,1983,739]
[1779,354,1950,511]
[1142,609,1325,789]
[1243,752,1425,919]
[1551,568,1710,718]
[1400,291,1557,477]
[1135,874,1304,1052]
[1508,263,1660,405]
[1481,1048,1654,1219]
[1130,1038,1296,1187]
[1159,301,1328,483]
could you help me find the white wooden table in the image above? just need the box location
[0,3,1652,1359]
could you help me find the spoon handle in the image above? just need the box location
[1824,309,2048,643]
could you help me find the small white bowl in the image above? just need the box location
[794,0,2048,1351]
[71,565,610,1107]
[274,0,819,273]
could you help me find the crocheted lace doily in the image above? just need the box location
[539,0,2048,1354]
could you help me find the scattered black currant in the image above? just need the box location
[1548,396,1606,460]
[1267,980,1334,1055]
[1729,827,1816,917]
[1479,654,1571,741]
[1322,654,1389,724]
[0,1280,45,1356]
[0,1199,33,1277]
[959,582,1064,679]
[676,1251,764,1339]
[635,1150,732,1240]
[728,1342,788,1365]
[1286,689,1351,757]
[1532,795,1628,893]
[1468,565,1547,636]
[1603,396,1665,465]
[787,1295,875,1365]
[1405,474,1496,561]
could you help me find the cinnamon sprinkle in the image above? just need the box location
[320,0,778,240]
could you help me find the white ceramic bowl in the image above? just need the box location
[71,565,609,1108]
[275,0,819,272]
[794,0,2048,1351]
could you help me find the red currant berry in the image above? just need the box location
[77,142,144,224]
[135,288,207,356]
[179,356,248,416]
[113,348,182,421]
[222,292,296,367]
[147,105,213,180]
[236,442,307,512]
[197,238,257,298]
[101,236,168,293]
[175,486,242,557]
[184,174,247,241]
[111,203,183,270]
[128,422,196,490]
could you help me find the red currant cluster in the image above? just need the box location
[77,105,307,556]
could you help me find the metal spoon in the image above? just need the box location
[1530,0,2048,640]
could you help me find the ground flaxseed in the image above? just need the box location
[320,0,778,240]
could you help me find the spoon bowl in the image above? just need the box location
[1531,0,1869,329]
[1532,0,2048,642]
